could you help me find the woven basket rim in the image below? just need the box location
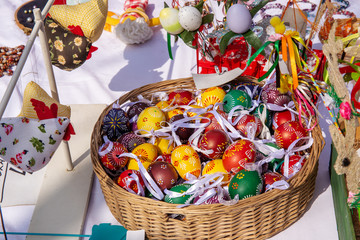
[90,76,325,211]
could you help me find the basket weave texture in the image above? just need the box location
[90,77,325,240]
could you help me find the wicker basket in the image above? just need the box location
[90,77,325,240]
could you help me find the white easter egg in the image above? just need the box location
[159,8,184,35]
[226,4,252,34]
[178,6,202,31]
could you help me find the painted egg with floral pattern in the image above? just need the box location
[222,89,252,113]
[99,142,129,170]
[166,108,184,120]
[171,145,201,180]
[263,171,284,191]
[234,81,262,100]
[154,137,174,155]
[199,129,230,159]
[127,143,158,170]
[202,110,228,133]
[127,102,150,120]
[222,139,256,174]
[272,110,296,130]
[169,114,194,144]
[280,154,306,177]
[148,161,178,191]
[228,169,263,200]
[102,108,130,141]
[156,101,170,110]
[261,82,291,106]
[193,188,229,205]
[202,159,231,184]
[137,106,166,135]
[168,90,193,105]
[164,183,194,204]
[117,132,145,152]
[155,154,172,163]
[235,114,263,138]
[117,170,145,195]
[186,105,203,117]
[201,87,226,107]
[274,121,308,149]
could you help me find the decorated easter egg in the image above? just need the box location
[257,142,283,172]
[263,171,284,191]
[137,106,166,134]
[168,90,193,105]
[127,102,150,120]
[167,108,184,120]
[127,143,158,170]
[234,81,262,100]
[229,169,263,200]
[201,86,226,107]
[169,114,194,144]
[99,142,129,170]
[193,188,229,205]
[156,101,170,110]
[102,108,130,141]
[164,183,194,204]
[117,170,145,195]
[178,6,202,31]
[159,8,184,35]
[235,114,263,138]
[274,121,308,149]
[222,139,256,174]
[272,110,296,130]
[202,110,227,133]
[281,154,306,177]
[202,159,231,184]
[252,104,272,129]
[117,132,146,152]
[223,89,252,113]
[154,137,174,155]
[199,129,230,159]
[226,4,252,34]
[261,82,291,106]
[171,145,201,180]
[148,161,178,191]
[155,154,172,163]
[186,105,203,117]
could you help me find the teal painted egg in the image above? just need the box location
[222,90,252,113]
[164,183,193,204]
[228,170,263,200]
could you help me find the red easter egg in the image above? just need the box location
[222,139,256,174]
[100,142,129,170]
[202,110,228,133]
[169,114,194,144]
[261,82,291,106]
[168,90,193,105]
[272,110,296,130]
[199,129,230,159]
[117,169,145,195]
[274,121,308,149]
[235,114,263,137]
[281,154,306,177]
[263,171,284,188]
[148,161,179,191]
[155,154,172,163]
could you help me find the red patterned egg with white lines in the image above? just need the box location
[274,121,308,149]
[202,110,228,133]
[261,82,291,106]
[235,114,263,137]
[222,139,256,174]
[263,172,284,191]
[117,169,145,195]
[148,161,178,191]
[280,154,306,177]
[272,110,296,130]
[199,129,230,159]
[201,86,226,107]
[100,142,129,170]
[168,90,193,105]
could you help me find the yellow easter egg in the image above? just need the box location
[187,105,203,117]
[201,87,226,107]
[202,159,231,184]
[127,143,158,170]
[167,108,184,120]
[171,145,201,180]
[156,101,170,110]
[137,107,166,134]
[154,137,174,155]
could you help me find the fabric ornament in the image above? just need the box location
[49,0,108,42]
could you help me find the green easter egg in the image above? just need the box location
[229,170,263,200]
[252,104,272,129]
[164,183,193,204]
[222,90,252,113]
